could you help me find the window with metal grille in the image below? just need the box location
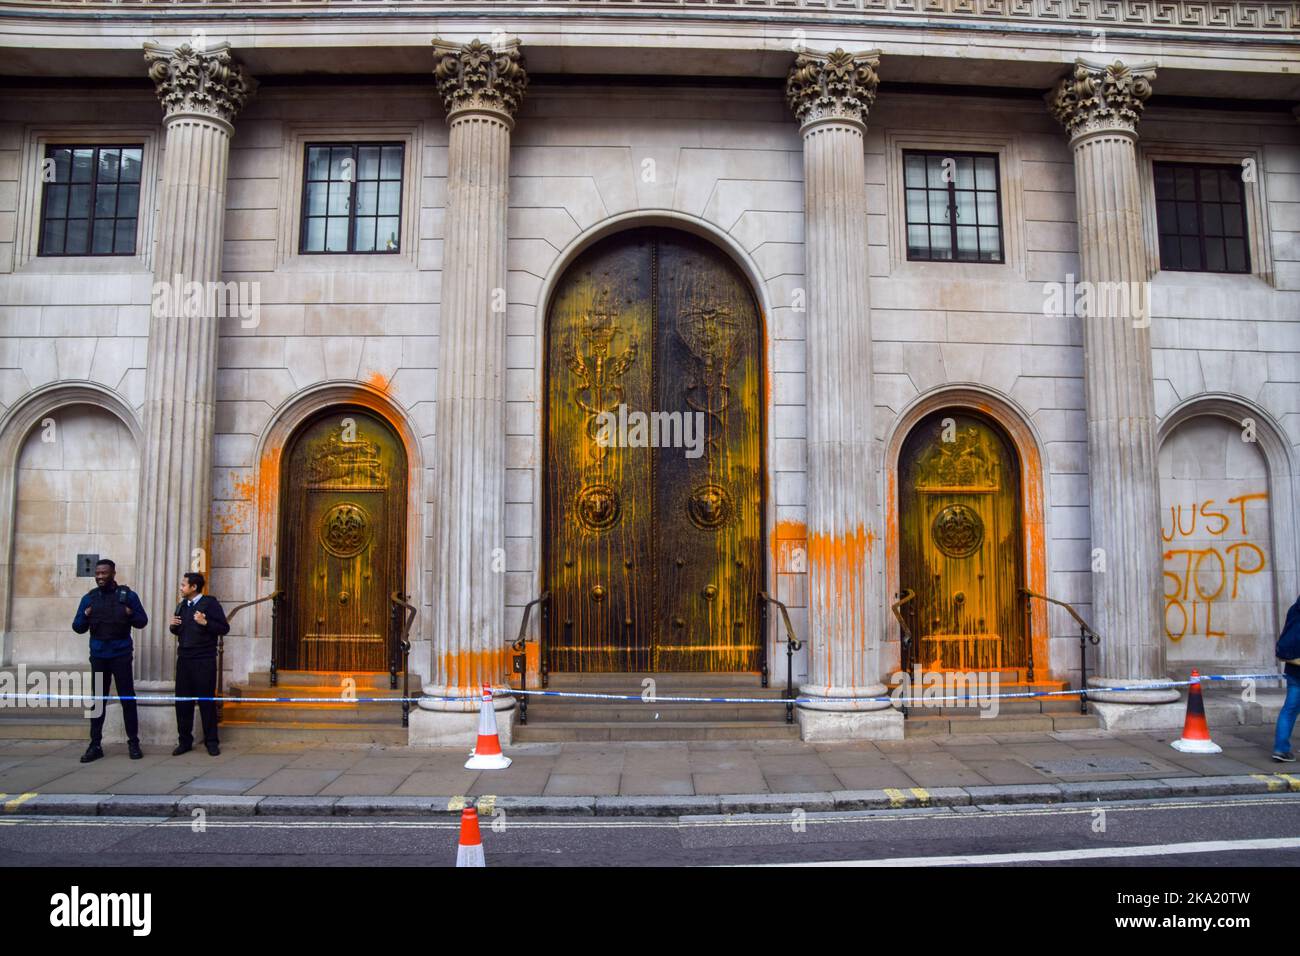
[38,145,143,256]
[300,143,404,254]
[1153,162,1250,274]
[903,150,1004,263]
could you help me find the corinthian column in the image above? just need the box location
[786,49,898,741]
[1048,60,1180,721]
[412,38,527,745]
[135,43,254,685]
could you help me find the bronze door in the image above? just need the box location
[277,408,407,671]
[545,228,764,672]
[899,411,1024,672]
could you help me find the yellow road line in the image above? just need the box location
[3,792,36,812]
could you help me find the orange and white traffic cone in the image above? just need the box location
[1170,669,1222,754]
[464,685,512,770]
[455,806,485,867]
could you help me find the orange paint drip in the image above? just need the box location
[442,648,509,694]
[365,371,391,393]
[808,524,871,687]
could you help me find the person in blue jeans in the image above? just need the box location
[1272,594,1300,762]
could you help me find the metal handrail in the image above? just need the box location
[890,588,916,718]
[511,591,549,725]
[759,591,802,725]
[1019,587,1100,714]
[222,590,281,721]
[389,592,417,728]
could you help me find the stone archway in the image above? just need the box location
[1157,401,1294,676]
[897,409,1026,673]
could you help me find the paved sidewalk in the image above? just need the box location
[1,723,1296,817]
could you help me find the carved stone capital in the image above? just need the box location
[786,48,881,128]
[432,38,528,123]
[1048,58,1156,141]
[143,42,255,125]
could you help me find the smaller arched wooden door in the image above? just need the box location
[277,407,407,671]
[898,411,1025,673]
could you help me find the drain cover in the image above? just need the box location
[1032,757,1164,775]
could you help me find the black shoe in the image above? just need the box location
[205,743,221,757]
[128,741,143,760]
[172,743,192,756]
[1272,751,1296,763]
[80,744,104,764]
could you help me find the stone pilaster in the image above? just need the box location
[134,43,253,688]
[786,49,899,741]
[412,38,527,744]
[1049,59,1180,717]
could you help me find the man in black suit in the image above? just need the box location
[169,572,229,756]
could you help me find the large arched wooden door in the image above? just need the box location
[545,227,764,672]
[899,411,1025,672]
[277,407,407,671]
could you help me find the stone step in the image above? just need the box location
[513,720,800,742]
[219,702,408,725]
[239,671,423,690]
[215,720,409,746]
[0,715,85,739]
[541,672,766,690]
[521,702,794,722]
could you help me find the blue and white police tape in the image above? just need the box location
[0,672,1287,708]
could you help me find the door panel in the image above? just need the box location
[278,409,407,671]
[899,412,1024,672]
[545,228,764,673]
[654,235,763,671]
[545,232,655,672]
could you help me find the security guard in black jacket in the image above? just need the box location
[169,572,229,756]
[71,558,148,762]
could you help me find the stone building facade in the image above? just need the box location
[0,0,1296,743]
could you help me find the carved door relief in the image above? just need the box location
[899,411,1025,672]
[277,407,408,671]
[545,228,764,672]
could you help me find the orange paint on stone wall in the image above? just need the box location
[442,647,509,694]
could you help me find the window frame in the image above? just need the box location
[1151,160,1251,275]
[901,148,1006,265]
[36,143,145,258]
[297,141,406,256]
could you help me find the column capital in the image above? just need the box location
[143,42,255,125]
[785,48,881,129]
[432,37,528,124]
[1048,58,1156,142]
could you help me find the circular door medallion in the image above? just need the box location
[687,483,732,531]
[320,502,372,557]
[931,504,984,558]
[576,483,621,532]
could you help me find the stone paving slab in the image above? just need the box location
[0,724,1294,817]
